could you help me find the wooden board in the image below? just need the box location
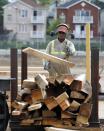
[23,47,75,67]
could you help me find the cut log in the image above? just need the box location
[35,74,48,90]
[68,100,80,111]
[70,74,85,91]
[22,79,38,89]
[42,118,72,128]
[11,101,28,110]
[18,88,31,97]
[23,47,75,67]
[78,103,92,117]
[61,111,77,119]
[11,71,92,129]
[31,88,46,102]
[70,74,92,102]
[55,92,69,104]
[70,80,83,91]
[76,115,89,126]
[34,120,42,125]
[42,110,57,118]
[12,110,29,119]
[44,97,58,110]
[21,93,32,105]
[42,118,59,126]
[12,110,21,116]
[59,99,70,111]
[28,103,42,111]
[20,119,34,125]
[45,127,76,131]
[70,91,85,99]
[54,74,74,85]
[83,81,92,103]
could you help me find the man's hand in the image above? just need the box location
[65,46,72,56]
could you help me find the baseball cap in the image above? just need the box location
[57,23,69,33]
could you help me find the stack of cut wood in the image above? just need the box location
[11,74,92,129]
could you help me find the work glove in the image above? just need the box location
[65,46,73,56]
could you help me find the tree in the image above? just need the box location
[47,19,60,35]
[0,0,8,32]
[33,0,53,5]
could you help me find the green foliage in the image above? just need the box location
[0,0,8,29]
[38,0,52,5]
[32,0,53,5]
[47,19,60,35]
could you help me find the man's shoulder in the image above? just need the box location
[65,39,73,44]
[48,39,57,45]
[65,39,71,42]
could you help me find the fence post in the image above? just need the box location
[89,47,100,126]
[10,48,18,102]
[21,48,27,86]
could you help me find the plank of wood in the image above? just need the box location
[20,119,34,125]
[22,79,37,89]
[55,92,69,104]
[31,88,46,101]
[79,103,92,117]
[69,100,80,111]
[59,99,70,111]
[45,127,77,131]
[70,91,85,99]
[76,115,89,125]
[44,97,58,110]
[28,103,42,111]
[42,110,57,118]
[35,74,48,89]
[23,47,75,67]
[11,101,28,110]
[61,111,77,119]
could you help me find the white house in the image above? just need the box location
[3,0,48,43]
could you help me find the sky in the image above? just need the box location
[8,0,15,2]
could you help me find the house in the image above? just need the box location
[3,0,48,43]
[57,0,100,39]
[94,0,104,36]
[47,0,71,24]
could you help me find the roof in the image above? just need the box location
[94,1,104,9]
[3,0,47,9]
[58,0,100,9]
[58,0,79,8]
[20,0,44,7]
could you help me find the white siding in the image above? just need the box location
[3,1,47,42]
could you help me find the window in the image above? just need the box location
[81,10,90,16]
[75,10,80,16]
[7,14,12,21]
[81,25,84,31]
[33,25,37,31]
[59,12,66,23]
[38,10,42,16]
[18,24,27,33]
[75,10,90,16]
[20,9,28,17]
[33,11,37,16]
[33,10,42,16]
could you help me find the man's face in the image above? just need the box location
[57,31,66,40]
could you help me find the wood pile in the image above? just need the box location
[11,74,92,129]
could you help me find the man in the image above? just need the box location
[45,23,76,77]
